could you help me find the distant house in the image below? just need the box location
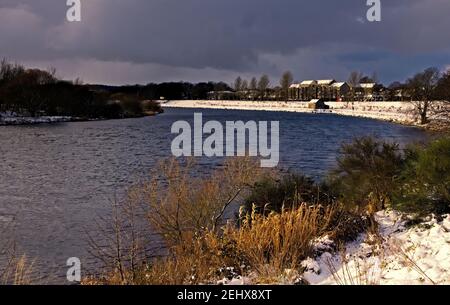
[357,83,376,101]
[331,82,351,101]
[317,80,336,100]
[300,80,318,100]
[391,88,409,101]
[289,83,301,100]
[290,79,351,101]
[289,80,318,101]
[289,79,384,102]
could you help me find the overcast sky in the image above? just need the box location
[1,0,450,85]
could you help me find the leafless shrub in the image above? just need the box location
[130,157,268,247]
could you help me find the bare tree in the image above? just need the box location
[250,77,257,90]
[241,79,249,100]
[241,79,248,90]
[233,76,243,100]
[370,72,379,84]
[434,69,450,121]
[406,67,440,125]
[347,71,364,102]
[348,71,363,87]
[86,197,150,284]
[257,75,270,101]
[280,71,294,102]
[234,76,242,92]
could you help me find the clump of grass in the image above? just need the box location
[1,255,35,285]
[228,204,335,280]
[326,252,383,285]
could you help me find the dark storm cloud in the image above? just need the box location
[1,0,449,84]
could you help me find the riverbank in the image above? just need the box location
[219,210,450,285]
[0,115,72,126]
[0,111,162,126]
[163,100,448,131]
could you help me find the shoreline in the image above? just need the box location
[163,100,448,131]
[0,111,162,126]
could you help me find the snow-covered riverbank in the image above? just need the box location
[164,100,418,125]
[219,211,450,285]
[0,112,160,126]
[0,115,72,126]
[0,111,73,125]
[303,211,450,285]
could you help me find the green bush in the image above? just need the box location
[395,137,450,215]
[242,173,334,215]
[329,137,404,211]
[243,137,450,218]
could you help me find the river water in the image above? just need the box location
[0,108,428,283]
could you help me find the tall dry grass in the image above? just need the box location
[228,204,334,281]
[1,255,35,285]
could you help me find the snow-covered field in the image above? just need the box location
[164,100,417,125]
[218,211,450,285]
[303,211,450,285]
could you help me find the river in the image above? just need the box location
[0,108,428,283]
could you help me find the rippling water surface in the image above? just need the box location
[0,108,428,282]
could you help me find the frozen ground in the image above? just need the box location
[218,211,450,285]
[303,210,450,285]
[164,100,417,125]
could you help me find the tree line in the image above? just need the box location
[232,72,293,101]
[90,81,232,101]
[0,59,234,118]
[0,59,163,119]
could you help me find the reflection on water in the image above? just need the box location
[0,108,428,282]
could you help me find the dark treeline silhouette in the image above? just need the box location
[0,59,165,119]
[0,58,232,119]
[88,81,232,101]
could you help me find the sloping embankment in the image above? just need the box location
[164,100,419,125]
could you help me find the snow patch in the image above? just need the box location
[302,211,450,285]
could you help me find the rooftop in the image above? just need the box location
[359,83,376,88]
[332,82,347,88]
[317,80,335,85]
[300,80,317,86]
